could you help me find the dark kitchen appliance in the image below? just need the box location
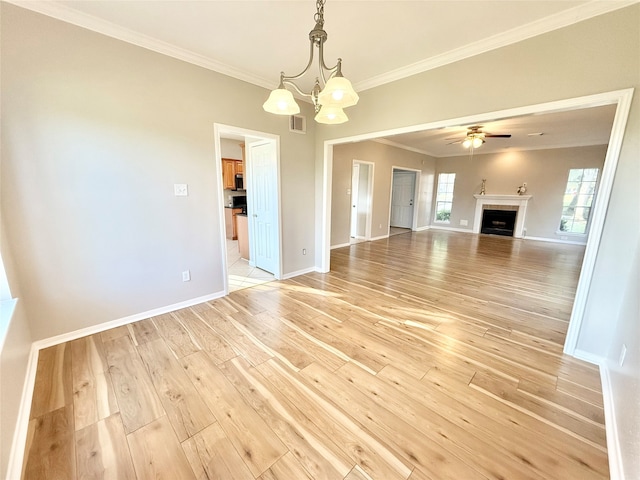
[231,195,246,208]
[234,174,244,190]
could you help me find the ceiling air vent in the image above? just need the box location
[290,115,306,134]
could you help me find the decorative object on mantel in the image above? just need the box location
[262,0,359,125]
[480,179,487,195]
[517,182,528,195]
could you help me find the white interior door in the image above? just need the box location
[390,170,416,228]
[350,163,360,238]
[248,140,278,274]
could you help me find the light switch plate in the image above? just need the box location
[174,184,188,196]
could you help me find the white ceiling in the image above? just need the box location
[376,104,617,157]
[11,0,631,153]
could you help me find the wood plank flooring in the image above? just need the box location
[22,230,609,479]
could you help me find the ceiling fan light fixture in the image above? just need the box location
[463,135,484,149]
[263,0,358,124]
[262,87,300,115]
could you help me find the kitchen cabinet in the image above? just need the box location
[224,207,243,240]
[236,214,249,260]
[222,158,243,190]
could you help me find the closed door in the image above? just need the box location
[248,140,278,274]
[390,171,416,228]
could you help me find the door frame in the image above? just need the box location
[388,167,420,231]
[350,159,375,241]
[214,123,282,295]
[319,88,634,357]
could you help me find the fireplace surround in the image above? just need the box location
[473,194,532,238]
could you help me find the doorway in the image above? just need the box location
[215,125,281,294]
[320,89,633,357]
[350,160,374,244]
[390,168,419,231]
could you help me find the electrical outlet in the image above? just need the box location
[460,219,468,226]
[619,344,627,366]
[174,184,188,196]
[182,270,191,282]
[302,248,307,255]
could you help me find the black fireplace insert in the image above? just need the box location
[481,209,517,236]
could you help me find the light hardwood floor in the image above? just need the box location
[22,230,608,479]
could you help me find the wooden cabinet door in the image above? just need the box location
[222,159,236,190]
[235,161,243,174]
[224,208,243,240]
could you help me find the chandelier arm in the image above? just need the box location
[281,79,313,99]
[281,39,317,82]
[317,41,337,84]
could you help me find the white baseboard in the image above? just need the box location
[370,234,389,241]
[429,225,473,234]
[573,348,604,366]
[281,266,319,280]
[600,363,624,480]
[6,342,39,480]
[33,291,226,350]
[571,350,622,480]
[415,225,430,232]
[525,235,587,246]
[330,242,350,250]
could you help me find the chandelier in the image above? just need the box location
[262,0,359,125]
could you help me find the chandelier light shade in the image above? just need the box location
[262,87,300,115]
[317,75,359,108]
[263,0,358,124]
[314,105,348,124]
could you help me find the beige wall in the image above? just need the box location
[433,145,607,241]
[0,3,317,344]
[331,141,436,246]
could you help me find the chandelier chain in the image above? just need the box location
[314,0,325,26]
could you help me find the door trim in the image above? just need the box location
[319,88,634,357]
[214,124,282,296]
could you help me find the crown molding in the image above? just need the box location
[5,0,275,90]
[371,138,435,157]
[353,0,639,92]
[6,0,638,94]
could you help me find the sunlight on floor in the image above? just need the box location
[227,239,275,292]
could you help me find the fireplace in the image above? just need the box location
[481,209,517,236]
[473,194,532,238]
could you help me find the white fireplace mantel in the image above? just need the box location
[473,194,532,238]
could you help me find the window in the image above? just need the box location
[435,173,456,223]
[559,168,599,234]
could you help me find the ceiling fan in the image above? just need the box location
[447,125,511,149]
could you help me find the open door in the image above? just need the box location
[247,140,279,275]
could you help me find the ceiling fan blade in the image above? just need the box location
[485,134,511,138]
[446,140,462,145]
